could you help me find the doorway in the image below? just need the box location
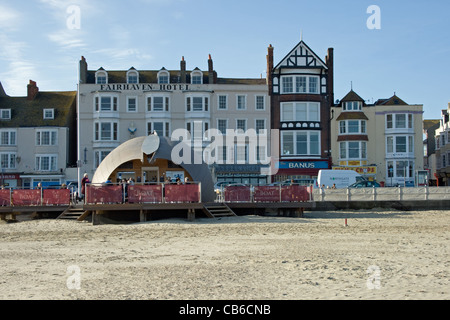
[142,167,159,183]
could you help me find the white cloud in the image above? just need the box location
[92,48,153,65]
[0,4,21,31]
[0,34,38,96]
[48,29,87,50]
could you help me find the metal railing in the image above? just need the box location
[312,186,450,202]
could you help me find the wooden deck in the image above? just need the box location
[1,200,315,224]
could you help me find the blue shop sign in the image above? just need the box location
[277,161,329,170]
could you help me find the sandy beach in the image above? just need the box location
[0,209,448,300]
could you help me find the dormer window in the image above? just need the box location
[95,69,108,84]
[43,108,54,120]
[191,70,203,84]
[0,109,11,120]
[158,70,170,84]
[343,101,362,111]
[127,69,139,84]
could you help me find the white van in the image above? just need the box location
[317,170,365,189]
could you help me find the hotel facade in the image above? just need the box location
[77,55,271,185]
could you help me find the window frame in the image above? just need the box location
[280,75,320,94]
[94,121,119,142]
[281,131,321,156]
[280,102,320,122]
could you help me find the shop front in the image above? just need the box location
[274,160,330,182]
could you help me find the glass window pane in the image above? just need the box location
[310,132,320,155]
[282,103,294,121]
[396,114,406,128]
[296,77,307,93]
[296,132,308,155]
[282,132,294,155]
[396,136,407,152]
[295,103,307,121]
[348,142,360,158]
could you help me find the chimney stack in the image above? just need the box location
[79,56,88,84]
[326,48,334,106]
[27,80,39,100]
[208,54,214,84]
[180,56,186,83]
[266,44,274,95]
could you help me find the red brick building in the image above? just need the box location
[267,41,334,181]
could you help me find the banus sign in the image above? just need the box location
[277,161,329,170]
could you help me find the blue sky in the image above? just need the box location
[0,0,449,120]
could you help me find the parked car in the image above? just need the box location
[214,181,237,194]
[348,181,381,188]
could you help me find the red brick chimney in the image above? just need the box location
[180,56,186,83]
[266,44,274,95]
[208,54,215,84]
[27,80,39,100]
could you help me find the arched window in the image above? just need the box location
[95,68,108,84]
[158,69,170,84]
[191,70,203,84]
[127,68,139,84]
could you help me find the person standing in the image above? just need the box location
[81,173,90,203]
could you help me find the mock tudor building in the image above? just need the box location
[0,81,77,188]
[267,41,334,182]
[77,55,271,185]
[331,90,425,186]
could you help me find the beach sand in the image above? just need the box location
[0,209,448,300]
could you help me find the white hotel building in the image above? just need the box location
[77,56,271,185]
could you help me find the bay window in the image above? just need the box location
[281,131,320,156]
[386,113,413,130]
[281,76,320,94]
[281,102,320,122]
[339,141,367,160]
[386,135,414,154]
[339,120,366,134]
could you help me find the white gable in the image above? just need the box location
[274,41,328,70]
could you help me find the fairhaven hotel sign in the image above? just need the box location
[99,84,191,92]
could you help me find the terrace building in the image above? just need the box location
[77,55,271,186]
[0,81,77,188]
[434,104,450,185]
[331,90,425,186]
[267,41,334,181]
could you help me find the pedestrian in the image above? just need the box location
[81,173,90,202]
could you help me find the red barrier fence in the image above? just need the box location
[280,185,311,202]
[128,185,163,203]
[253,186,280,202]
[164,184,201,203]
[0,190,11,206]
[12,189,41,206]
[43,189,70,206]
[86,185,123,204]
[224,185,252,202]
[225,185,312,203]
